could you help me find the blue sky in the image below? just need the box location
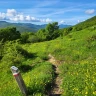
[0,0,96,25]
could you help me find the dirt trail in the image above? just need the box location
[48,54,62,96]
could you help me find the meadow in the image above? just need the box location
[0,24,96,96]
[23,26,96,96]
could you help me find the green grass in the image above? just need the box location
[22,27,96,95]
[24,62,54,95]
[0,61,54,96]
[21,27,96,95]
[0,26,96,95]
[60,61,96,96]
[0,42,54,96]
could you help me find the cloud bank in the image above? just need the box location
[0,9,52,23]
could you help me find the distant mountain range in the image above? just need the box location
[0,21,71,32]
[59,24,71,29]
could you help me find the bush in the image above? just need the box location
[87,34,96,43]
[27,35,40,43]
[0,27,21,42]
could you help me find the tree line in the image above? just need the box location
[0,22,60,43]
[0,22,73,43]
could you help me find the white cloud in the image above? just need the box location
[77,20,80,23]
[25,15,31,21]
[9,14,25,21]
[45,18,52,23]
[6,9,17,17]
[10,17,18,21]
[18,15,24,21]
[0,9,52,23]
[59,20,65,24]
[85,9,95,14]
[31,17,40,22]
[0,12,6,20]
[40,18,52,23]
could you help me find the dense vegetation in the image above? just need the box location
[0,27,20,42]
[36,22,59,41]
[21,22,60,43]
[0,16,96,96]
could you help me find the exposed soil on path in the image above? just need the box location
[47,54,63,96]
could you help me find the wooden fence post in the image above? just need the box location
[10,66,27,96]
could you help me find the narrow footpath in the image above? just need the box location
[48,54,62,96]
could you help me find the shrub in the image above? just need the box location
[87,34,96,43]
[0,27,21,42]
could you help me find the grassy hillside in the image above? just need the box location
[22,26,96,96]
[73,16,96,31]
[0,16,96,95]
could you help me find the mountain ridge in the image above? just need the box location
[0,21,71,32]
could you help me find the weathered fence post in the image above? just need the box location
[10,66,27,96]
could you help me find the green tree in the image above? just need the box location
[45,22,59,40]
[27,35,39,43]
[21,32,39,43]
[0,27,21,42]
[36,29,47,41]
[36,22,59,41]
[21,32,29,43]
[63,27,73,35]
